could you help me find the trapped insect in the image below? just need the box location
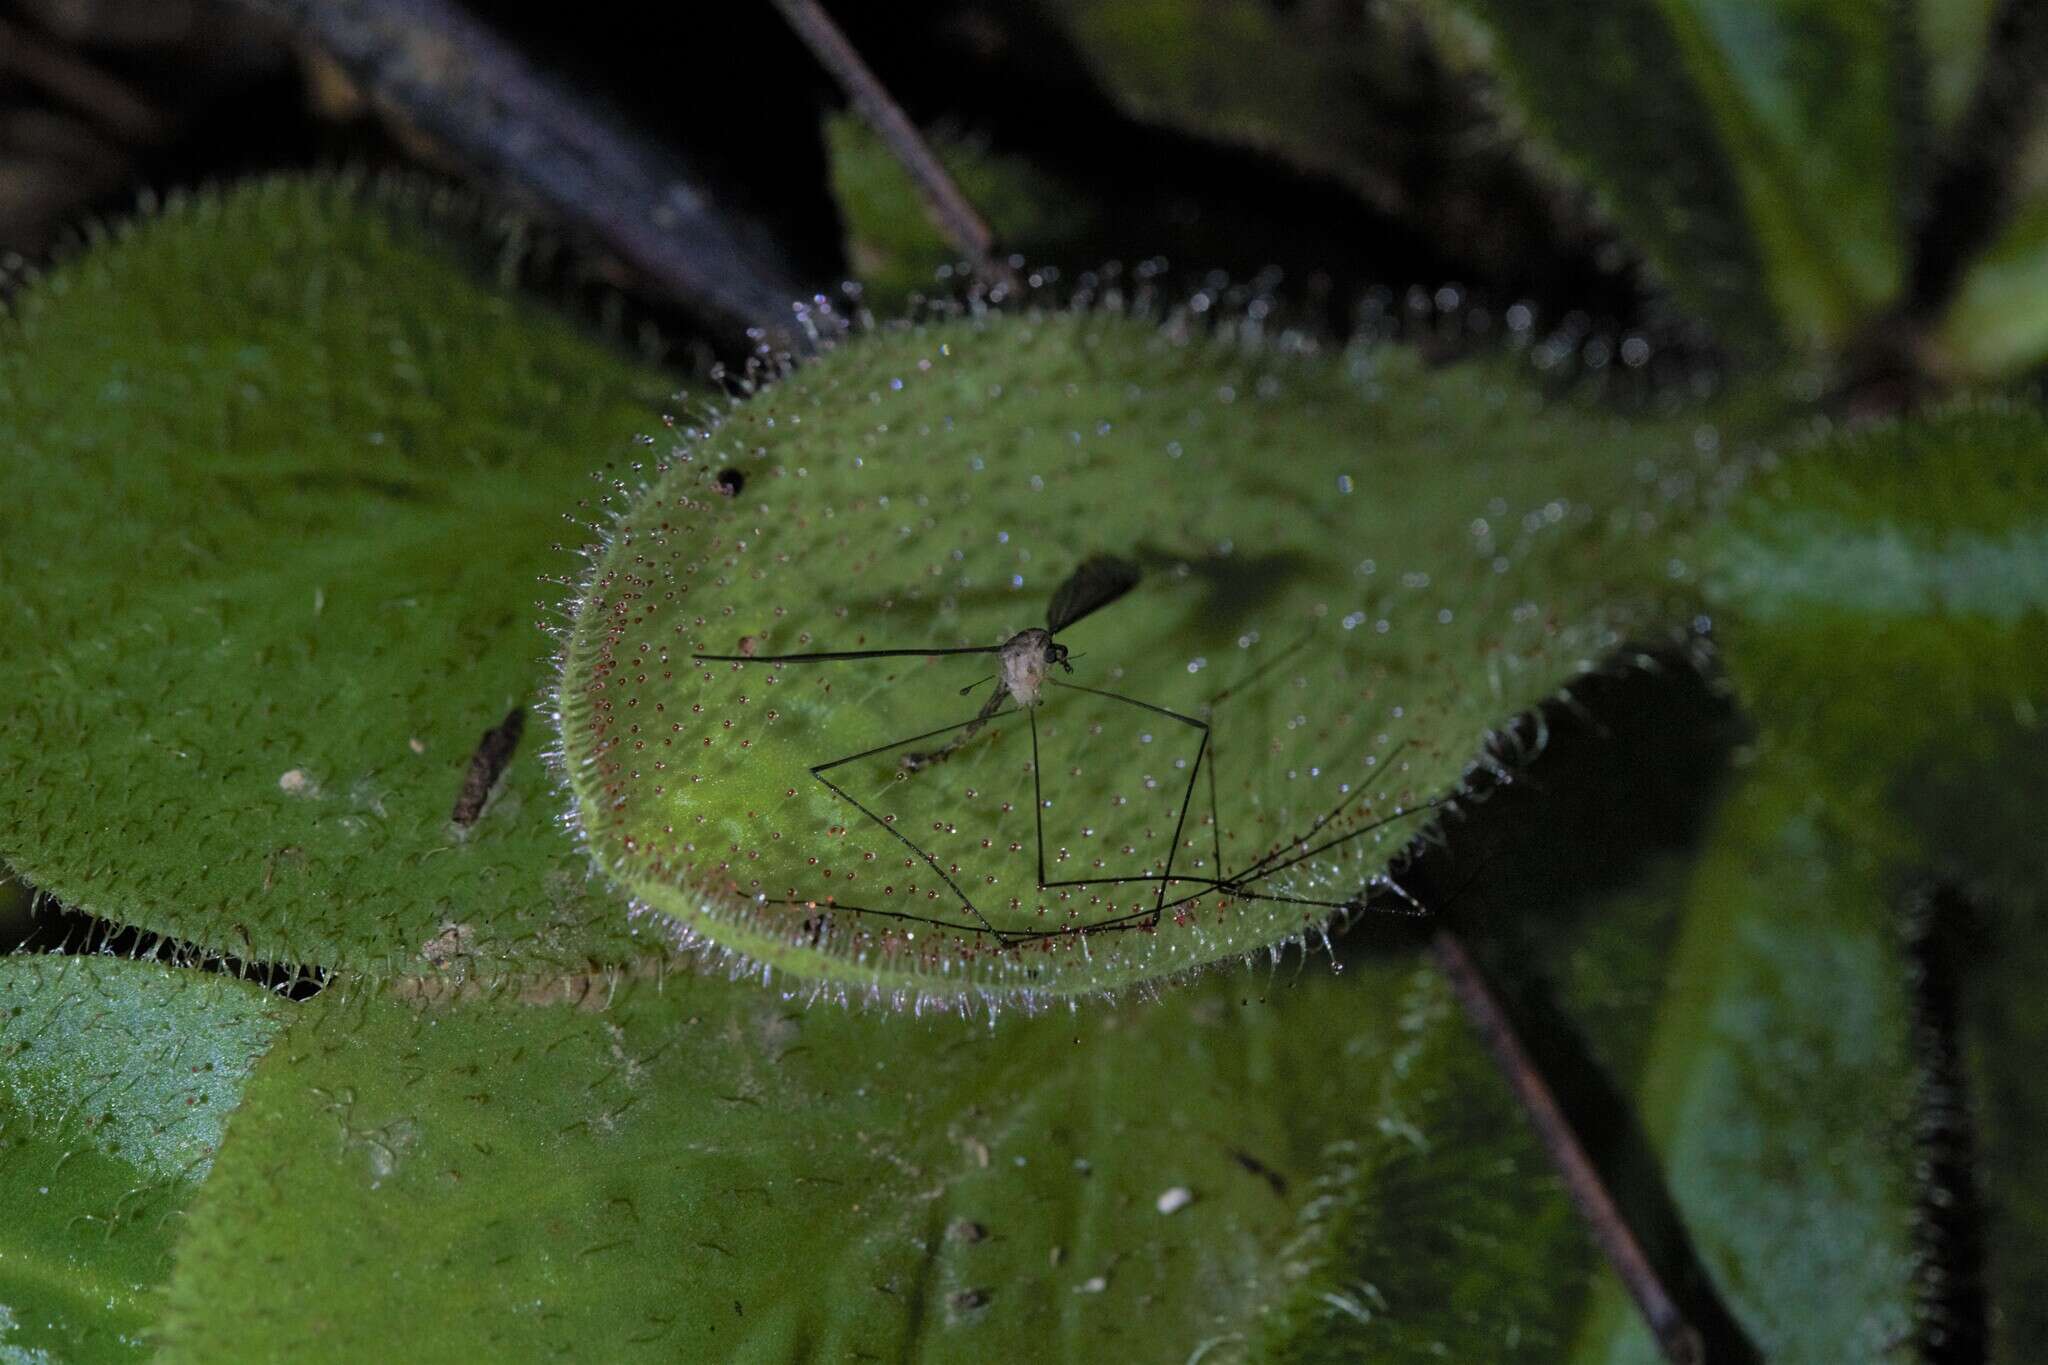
[695,556,1440,946]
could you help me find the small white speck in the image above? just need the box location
[1156,1186,1193,1215]
[1076,1276,1108,1294]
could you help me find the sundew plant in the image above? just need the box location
[2,4,2045,1363]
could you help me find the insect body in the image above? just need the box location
[693,555,1438,947]
[695,554,1138,779]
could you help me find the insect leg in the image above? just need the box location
[1223,740,1414,892]
[1028,704,1227,895]
[1036,678,1211,930]
[900,683,1007,771]
[1232,789,1453,891]
[809,701,1014,941]
[1039,797,1449,940]
[759,897,1002,938]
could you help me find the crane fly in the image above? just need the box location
[692,557,1444,946]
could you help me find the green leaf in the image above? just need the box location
[558,313,1755,1001]
[1445,0,1907,349]
[1933,162,2048,380]
[1555,759,1921,1363]
[1043,0,1420,194]
[0,957,288,1363]
[0,177,673,978]
[155,957,1604,1362]
[825,114,1099,310]
[1915,0,2003,135]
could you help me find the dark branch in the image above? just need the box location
[1429,927,1705,1365]
[217,0,810,340]
[768,0,1004,283]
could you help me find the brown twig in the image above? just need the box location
[215,0,809,340]
[1429,927,1704,1365]
[768,0,1006,285]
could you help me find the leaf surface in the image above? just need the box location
[156,955,1605,1363]
[0,958,286,1363]
[0,178,673,977]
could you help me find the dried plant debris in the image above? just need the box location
[451,706,526,829]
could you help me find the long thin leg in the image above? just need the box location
[1032,704,1047,890]
[1002,798,1447,943]
[1028,704,1223,892]
[1016,872,1423,943]
[1207,731,1223,878]
[809,700,1013,940]
[1234,789,1454,890]
[1225,740,1413,890]
[1030,679,1210,930]
[1187,625,1314,885]
[760,897,998,938]
[901,683,1006,771]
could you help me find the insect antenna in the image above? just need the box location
[694,644,999,664]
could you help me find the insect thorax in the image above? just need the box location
[999,628,1058,706]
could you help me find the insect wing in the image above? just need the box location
[1044,554,1142,634]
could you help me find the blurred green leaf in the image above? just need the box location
[825,113,1098,308]
[1934,197,2048,380]
[1933,111,2048,381]
[1045,0,1411,189]
[1447,0,1906,350]
[1915,0,2003,135]
[1705,401,2048,1362]
[1430,0,1771,345]
[0,177,673,978]
[0,958,287,1363]
[1555,760,1921,1363]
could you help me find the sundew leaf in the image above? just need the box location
[0,957,288,1364]
[155,955,1600,1364]
[1704,401,2048,1360]
[0,176,674,978]
[1445,0,1907,350]
[556,312,1748,1004]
